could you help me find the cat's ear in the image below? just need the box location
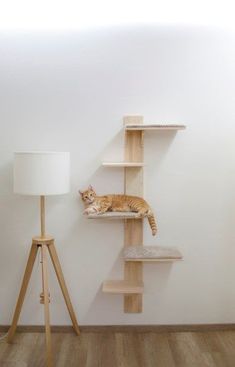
[88,184,94,191]
[78,190,83,196]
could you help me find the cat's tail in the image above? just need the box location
[147,211,157,236]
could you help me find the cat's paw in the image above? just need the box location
[84,207,95,215]
[86,207,99,215]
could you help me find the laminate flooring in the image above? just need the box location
[1,330,235,367]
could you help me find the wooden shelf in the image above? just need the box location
[125,124,186,131]
[86,116,185,313]
[102,280,144,294]
[124,246,183,262]
[102,162,144,167]
[87,212,141,219]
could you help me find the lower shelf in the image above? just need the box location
[88,212,140,219]
[102,280,144,294]
[124,246,183,262]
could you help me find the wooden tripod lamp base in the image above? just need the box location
[9,165,80,367]
[11,152,79,366]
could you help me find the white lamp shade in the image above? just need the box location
[14,151,70,195]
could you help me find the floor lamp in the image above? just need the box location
[7,151,80,367]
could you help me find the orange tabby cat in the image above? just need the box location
[79,185,157,236]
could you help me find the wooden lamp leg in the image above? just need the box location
[7,243,39,343]
[41,244,53,367]
[48,242,80,335]
[7,196,79,367]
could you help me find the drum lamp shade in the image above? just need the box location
[14,151,70,195]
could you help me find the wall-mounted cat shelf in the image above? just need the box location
[125,123,186,131]
[88,212,139,219]
[88,116,186,313]
[123,245,183,262]
[102,162,144,167]
[102,280,144,294]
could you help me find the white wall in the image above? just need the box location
[0,25,235,325]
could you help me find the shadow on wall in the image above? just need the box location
[145,130,178,170]
[0,160,13,195]
[80,128,178,193]
[78,128,125,193]
[84,262,176,323]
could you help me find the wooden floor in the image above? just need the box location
[1,330,235,367]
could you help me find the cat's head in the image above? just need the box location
[79,185,96,204]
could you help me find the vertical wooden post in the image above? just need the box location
[41,244,53,367]
[40,196,45,238]
[123,115,144,313]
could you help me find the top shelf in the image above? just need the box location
[125,124,186,131]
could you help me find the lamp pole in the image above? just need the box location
[40,195,46,238]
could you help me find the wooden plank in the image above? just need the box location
[3,330,235,366]
[125,124,186,131]
[123,115,144,313]
[40,195,46,238]
[115,333,143,367]
[141,333,176,367]
[125,258,183,262]
[168,332,215,367]
[3,324,235,333]
[41,244,53,367]
[102,162,144,167]
[102,280,144,294]
[48,242,80,336]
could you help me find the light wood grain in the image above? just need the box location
[123,115,144,313]
[102,280,144,294]
[41,244,53,367]
[40,195,46,238]
[102,162,144,167]
[7,236,80,367]
[3,324,235,334]
[48,243,80,336]
[2,330,235,367]
[124,117,144,197]
[7,243,39,343]
[125,124,186,130]
[32,236,54,244]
